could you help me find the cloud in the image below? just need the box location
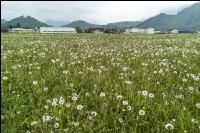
[1,1,198,24]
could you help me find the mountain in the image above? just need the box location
[63,20,102,29]
[64,20,141,30]
[2,15,49,29]
[137,2,200,31]
[45,20,70,27]
[107,21,141,30]
[1,19,7,24]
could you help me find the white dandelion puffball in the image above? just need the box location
[127,106,132,111]
[33,81,38,85]
[63,70,68,74]
[142,90,148,96]
[148,93,154,98]
[77,105,83,110]
[100,92,105,97]
[91,111,97,117]
[72,96,77,101]
[2,76,8,80]
[139,109,145,116]
[117,95,123,100]
[165,123,174,130]
[123,101,128,106]
[43,87,48,91]
[66,103,71,108]
[195,103,200,109]
[54,123,59,128]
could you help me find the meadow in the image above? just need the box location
[1,33,200,133]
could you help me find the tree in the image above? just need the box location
[16,23,21,28]
[75,26,83,33]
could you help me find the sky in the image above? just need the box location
[1,1,199,24]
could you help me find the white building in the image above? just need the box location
[125,28,154,34]
[37,27,76,33]
[170,29,179,34]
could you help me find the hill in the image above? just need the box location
[137,2,200,31]
[2,15,49,29]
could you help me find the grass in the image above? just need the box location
[1,33,200,133]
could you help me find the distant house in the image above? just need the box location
[8,28,34,33]
[88,28,104,34]
[169,29,179,34]
[125,28,154,34]
[37,27,76,33]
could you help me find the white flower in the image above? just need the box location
[142,90,148,96]
[73,121,79,126]
[191,118,198,124]
[118,118,123,123]
[91,111,97,117]
[122,101,128,106]
[59,99,64,105]
[182,78,187,82]
[63,70,68,74]
[43,87,48,91]
[100,92,105,97]
[31,121,38,126]
[139,109,145,116]
[33,81,38,85]
[54,123,59,128]
[127,106,132,111]
[188,87,194,91]
[42,114,52,122]
[148,93,154,98]
[53,98,58,103]
[77,105,83,110]
[44,105,49,109]
[195,103,200,109]
[125,80,132,85]
[66,103,71,108]
[117,95,123,100]
[72,96,77,101]
[2,76,8,80]
[165,123,174,130]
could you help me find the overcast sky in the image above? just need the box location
[1,1,199,24]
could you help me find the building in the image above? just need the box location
[169,29,179,34]
[125,28,154,34]
[8,28,34,33]
[178,30,193,34]
[37,27,76,33]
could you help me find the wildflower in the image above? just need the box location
[42,114,52,122]
[73,121,79,126]
[31,121,38,126]
[118,118,123,123]
[66,103,71,108]
[139,109,145,116]
[33,81,38,85]
[165,123,174,130]
[142,90,148,97]
[100,92,105,97]
[2,76,8,80]
[77,105,83,110]
[123,101,128,106]
[127,106,132,111]
[59,99,64,105]
[125,80,132,85]
[63,70,68,74]
[43,87,48,91]
[182,78,187,82]
[91,111,97,117]
[44,105,49,109]
[191,118,198,124]
[148,93,154,98]
[54,123,59,128]
[188,87,194,91]
[195,103,200,109]
[72,96,77,101]
[117,95,123,100]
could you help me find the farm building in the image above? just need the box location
[8,28,34,33]
[37,27,76,33]
[169,29,179,34]
[125,28,154,34]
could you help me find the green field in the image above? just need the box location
[1,33,200,133]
